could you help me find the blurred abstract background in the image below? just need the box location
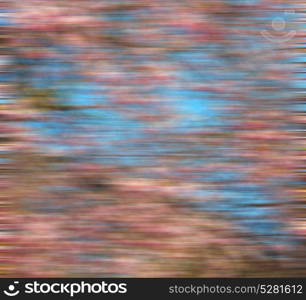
[1,0,306,277]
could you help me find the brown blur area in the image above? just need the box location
[1,0,306,277]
